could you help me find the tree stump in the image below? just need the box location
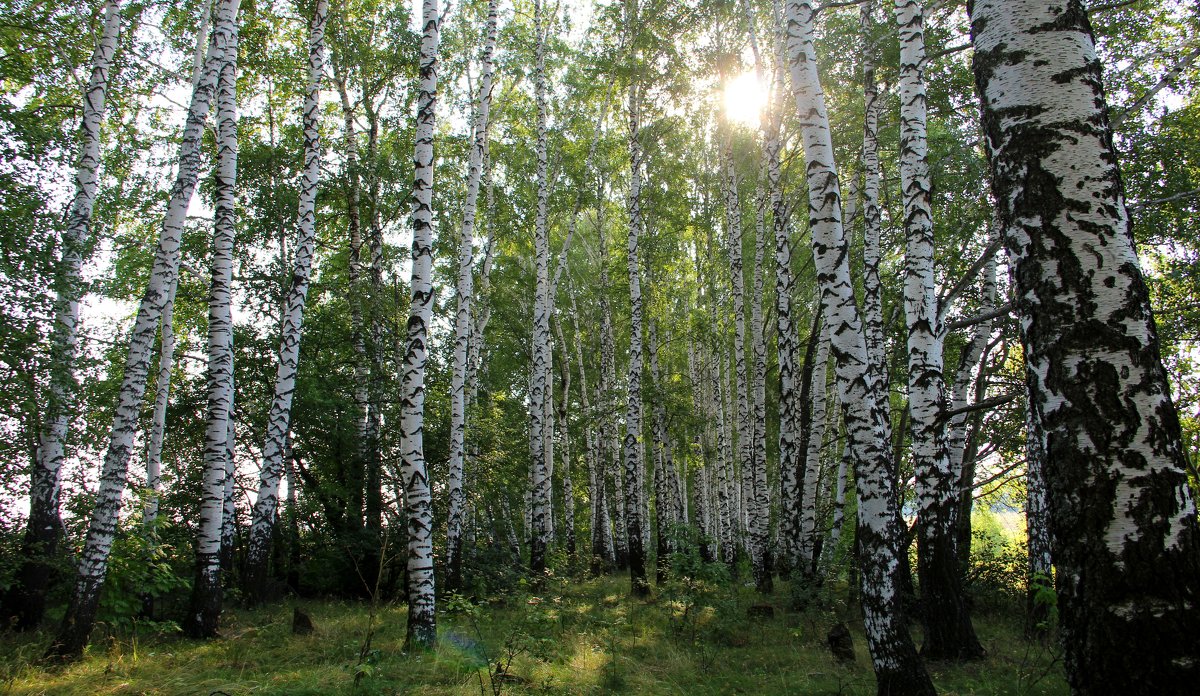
[826,622,854,663]
[292,607,315,635]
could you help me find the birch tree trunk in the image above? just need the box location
[783,1,935,691]
[859,1,888,411]
[766,41,801,581]
[333,62,369,534]
[528,0,553,577]
[185,29,239,638]
[573,292,611,574]
[750,181,771,593]
[799,323,830,578]
[145,291,176,532]
[2,0,123,633]
[220,391,237,572]
[45,0,241,662]
[720,133,752,561]
[447,0,498,593]
[971,2,1200,689]
[600,223,628,569]
[623,66,649,596]
[244,0,327,605]
[649,321,670,584]
[555,316,576,558]
[1023,393,1053,638]
[400,0,441,649]
[896,0,982,660]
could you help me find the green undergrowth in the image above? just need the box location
[1,574,1066,695]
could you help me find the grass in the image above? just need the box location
[1,574,1067,695]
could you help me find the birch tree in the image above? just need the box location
[2,0,123,632]
[782,1,935,691]
[185,22,239,638]
[895,0,982,659]
[45,0,242,661]
[400,0,441,649]
[528,0,554,576]
[971,1,1200,690]
[447,0,498,593]
[244,0,328,604]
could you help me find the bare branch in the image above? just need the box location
[940,391,1020,422]
[946,302,1014,332]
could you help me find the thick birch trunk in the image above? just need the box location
[244,0,327,605]
[447,0,498,593]
[783,2,935,692]
[2,0,122,633]
[45,0,241,662]
[971,2,1200,689]
[185,31,239,638]
[400,0,440,649]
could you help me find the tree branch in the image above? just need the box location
[946,302,1014,332]
[1128,187,1200,211]
[938,235,1003,322]
[939,391,1020,422]
[1112,44,1200,129]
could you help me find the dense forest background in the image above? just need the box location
[1,0,1198,693]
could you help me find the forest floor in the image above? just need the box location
[1,573,1067,695]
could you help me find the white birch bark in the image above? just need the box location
[528,0,553,576]
[799,323,829,574]
[220,387,237,569]
[859,0,889,419]
[186,28,239,638]
[144,291,175,539]
[782,1,934,690]
[1023,391,1052,636]
[945,229,997,478]
[720,133,752,556]
[244,0,327,602]
[47,0,241,661]
[400,0,440,648]
[971,1,1200,688]
[896,0,982,659]
[447,0,498,591]
[750,178,771,591]
[623,76,649,596]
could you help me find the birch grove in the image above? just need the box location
[45,0,242,660]
[4,0,1199,691]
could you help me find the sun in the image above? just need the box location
[723,71,768,128]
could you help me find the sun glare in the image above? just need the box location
[723,72,768,128]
